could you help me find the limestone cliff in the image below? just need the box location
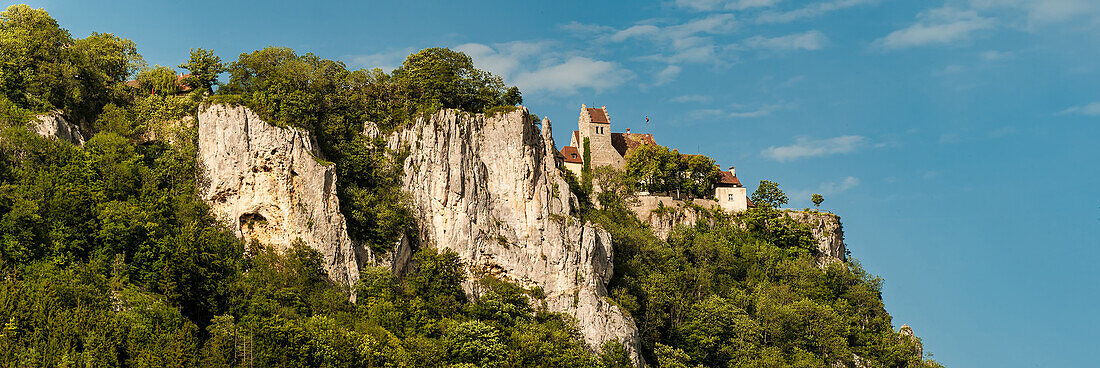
[30,111,85,145]
[387,108,644,365]
[196,104,363,289]
[785,211,847,265]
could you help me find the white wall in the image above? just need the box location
[716,186,748,213]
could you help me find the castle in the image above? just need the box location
[557,104,750,213]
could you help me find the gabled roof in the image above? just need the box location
[716,171,742,187]
[560,146,582,164]
[611,132,657,158]
[587,108,609,123]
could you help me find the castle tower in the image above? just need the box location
[577,104,625,168]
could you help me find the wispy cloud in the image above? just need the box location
[728,104,784,117]
[455,42,634,95]
[742,30,828,51]
[756,0,877,24]
[762,135,868,162]
[675,0,782,12]
[874,7,995,49]
[455,41,549,79]
[1057,102,1100,116]
[568,14,739,67]
[820,176,861,194]
[654,65,683,86]
[671,94,713,103]
[685,103,787,120]
[972,0,1100,27]
[980,50,1014,61]
[793,176,862,203]
[513,57,635,95]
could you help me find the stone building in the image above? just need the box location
[560,104,657,178]
[557,104,752,213]
[715,165,749,212]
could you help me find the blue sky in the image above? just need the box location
[15,0,1100,366]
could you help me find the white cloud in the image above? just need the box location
[676,0,781,11]
[980,50,1013,60]
[793,176,861,203]
[874,7,995,49]
[654,65,682,85]
[454,41,548,79]
[971,0,1100,26]
[671,94,712,103]
[454,42,633,96]
[686,108,727,120]
[1057,102,1100,116]
[742,30,828,51]
[560,21,614,34]
[820,176,861,194]
[513,57,635,95]
[573,14,738,65]
[728,104,783,117]
[343,48,416,72]
[762,135,867,161]
[756,0,877,24]
[684,103,786,119]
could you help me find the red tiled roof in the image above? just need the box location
[717,171,742,186]
[611,132,657,158]
[587,108,608,123]
[560,146,582,164]
[572,130,580,146]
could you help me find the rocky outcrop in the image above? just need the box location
[630,195,718,239]
[30,111,85,145]
[785,211,846,265]
[388,108,644,366]
[632,200,847,266]
[197,104,363,289]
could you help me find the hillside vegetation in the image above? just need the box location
[0,5,940,368]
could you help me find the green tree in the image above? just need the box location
[392,47,512,113]
[503,86,523,106]
[812,193,824,209]
[178,48,225,94]
[135,65,181,96]
[751,180,789,209]
[0,5,74,110]
[0,5,140,119]
[447,321,508,367]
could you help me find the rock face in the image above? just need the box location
[31,111,85,145]
[197,104,363,289]
[388,108,644,366]
[630,195,717,239]
[785,211,846,265]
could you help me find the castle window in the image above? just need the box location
[728,193,734,201]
